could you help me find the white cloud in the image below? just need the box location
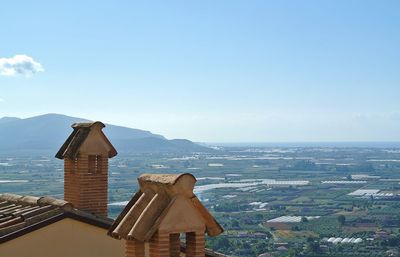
[0,54,44,77]
[0,98,3,102]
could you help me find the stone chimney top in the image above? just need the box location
[138,173,196,198]
[55,121,117,160]
[108,173,223,257]
[56,121,116,218]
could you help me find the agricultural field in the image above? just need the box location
[1,146,400,256]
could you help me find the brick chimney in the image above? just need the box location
[108,173,223,257]
[56,122,117,217]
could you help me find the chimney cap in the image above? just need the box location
[72,121,105,128]
[55,121,117,159]
[138,173,196,185]
[108,173,223,241]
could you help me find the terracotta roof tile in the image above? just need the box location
[0,193,113,243]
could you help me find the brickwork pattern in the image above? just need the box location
[149,232,170,257]
[169,233,181,257]
[186,231,205,257]
[126,240,145,257]
[64,155,108,217]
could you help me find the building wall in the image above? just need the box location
[0,218,124,257]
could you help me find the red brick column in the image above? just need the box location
[149,232,170,257]
[186,231,205,257]
[170,233,181,257]
[126,239,145,257]
[64,155,108,217]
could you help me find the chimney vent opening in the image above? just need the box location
[88,155,102,174]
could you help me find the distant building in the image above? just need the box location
[258,253,276,257]
[374,230,390,240]
[276,246,288,252]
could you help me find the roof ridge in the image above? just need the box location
[0,193,71,210]
[71,121,104,128]
[138,173,196,185]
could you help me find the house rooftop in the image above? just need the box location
[0,192,229,257]
[0,193,114,243]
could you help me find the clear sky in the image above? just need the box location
[1,1,399,142]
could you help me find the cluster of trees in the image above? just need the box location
[214,202,248,212]
[381,235,400,247]
[206,236,270,257]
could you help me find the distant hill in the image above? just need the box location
[0,114,210,155]
[0,117,20,124]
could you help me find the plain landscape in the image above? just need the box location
[1,115,400,257]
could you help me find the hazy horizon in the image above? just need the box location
[1,1,400,142]
[205,141,400,148]
[2,113,400,147]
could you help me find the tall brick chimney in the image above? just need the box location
[108,173,223,257]
[56,122,117,217]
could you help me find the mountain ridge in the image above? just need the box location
[0,113,210,154]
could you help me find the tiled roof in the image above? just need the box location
[55,121,117,159]
[0,193,113,243]
[0,193,228,257]
[108,173,223,241]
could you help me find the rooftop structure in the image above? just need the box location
[0,193,113,243]
[266,216,320,223]
[0,192,227,257]
[55,121,117,160]
[348,189,380,196]
[323,237,363,244]
[108,173,224,257]
[56,121,117,217]
[1,121,226,257]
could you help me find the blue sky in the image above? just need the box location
[1,1,399,142]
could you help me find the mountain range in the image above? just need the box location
[0,114,210,155]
